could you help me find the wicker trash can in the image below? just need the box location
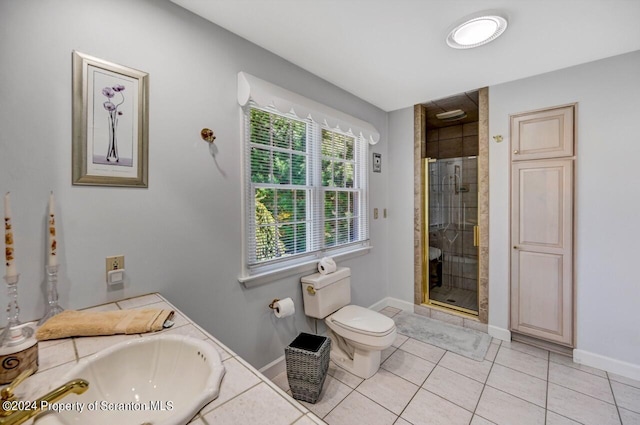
[285,332,331,403]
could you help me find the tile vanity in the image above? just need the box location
[8,293,323,425]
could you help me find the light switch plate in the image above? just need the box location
[373,153,382,173]
[374,208,379,219]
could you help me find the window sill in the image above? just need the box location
[238,245,372,288]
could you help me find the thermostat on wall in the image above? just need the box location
[373,153,382,173]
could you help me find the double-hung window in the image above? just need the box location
[243,105,369,275]
[238,72,379,281]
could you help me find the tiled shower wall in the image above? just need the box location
[425,122,479,159]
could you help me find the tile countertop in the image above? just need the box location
[8,293,324,425]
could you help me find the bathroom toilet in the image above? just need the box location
[301,267,396,379]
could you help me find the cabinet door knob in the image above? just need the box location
[513,150,519,154]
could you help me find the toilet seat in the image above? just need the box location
[329,305,395,337]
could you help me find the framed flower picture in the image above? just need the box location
[72,51,149,187]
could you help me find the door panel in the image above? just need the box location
[511,105,574,161]
[425,157,479,314]
[511,158,573,345]
[513,251,564,338]
[518,165,564,248]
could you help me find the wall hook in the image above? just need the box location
[201,128,216,143]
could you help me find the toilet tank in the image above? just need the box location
[301,267,351,319]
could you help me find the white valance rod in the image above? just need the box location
[237,71,380,145]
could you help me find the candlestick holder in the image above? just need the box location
[0,274,34,347]
[37,264,64,325]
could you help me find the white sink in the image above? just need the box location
[35,334,225,425]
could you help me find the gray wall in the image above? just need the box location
[387,51,640,371]
[489,50,640,368]
[387,107,414,302]
[0,0,388,368]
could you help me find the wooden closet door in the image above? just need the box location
[511,105,574,161]
[511,159,573,345]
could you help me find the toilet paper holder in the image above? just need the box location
[269,297,296,318]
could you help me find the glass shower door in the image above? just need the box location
[424,157,479,314]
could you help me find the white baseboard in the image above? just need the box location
[488,325,511,342]
[573,349,640,382]
[259,354,286,379]
[368,296,414,312]
[386,297,415,312]
[367,297,389,311]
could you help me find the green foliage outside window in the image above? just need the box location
[255,195,285,261]
[322,130,357,247]
[250,108,307,262]
[249,107,362,265]
[250,109,306,185]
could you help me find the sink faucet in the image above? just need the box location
[0,369,89,425]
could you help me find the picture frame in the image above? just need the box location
[72,51,149,187]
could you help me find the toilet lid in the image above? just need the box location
[330,305,396,336]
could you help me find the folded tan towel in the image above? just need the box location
[36,309,174,341]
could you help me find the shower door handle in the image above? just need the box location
[473,225,479,247]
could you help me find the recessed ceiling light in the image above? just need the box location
[447,15,508,49]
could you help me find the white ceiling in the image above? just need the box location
[171,0,640,112]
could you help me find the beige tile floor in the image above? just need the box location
[272,306,640,425]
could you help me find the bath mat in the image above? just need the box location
[393,312,491,361]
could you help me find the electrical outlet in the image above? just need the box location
[106,255,124,279]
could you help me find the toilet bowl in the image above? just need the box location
[301,267,396,379]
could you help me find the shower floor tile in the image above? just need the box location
[429,286,478,312]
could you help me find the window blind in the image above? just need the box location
[244,103,369,272]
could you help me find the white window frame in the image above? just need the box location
[237,73,379,286]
